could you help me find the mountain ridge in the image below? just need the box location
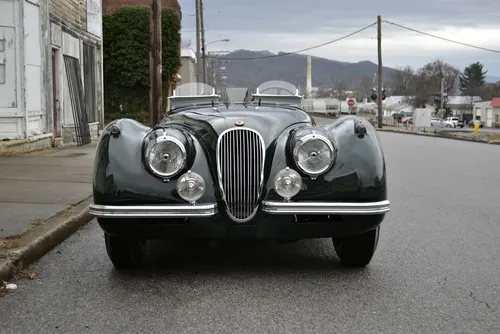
[216,50,499,90]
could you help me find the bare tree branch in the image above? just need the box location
[404,59,459,113]
[332,78,347,101]
[479,83,500,101]
[353,76,373,100]
[181,39,192,48]
[389,66,415,95]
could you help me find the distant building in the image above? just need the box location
[447,96,482,120]
[473,98,500,127]
[0,0,104,146]
[180,48,197,86]
[102,0,181,16]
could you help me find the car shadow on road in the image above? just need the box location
[108,239,370,280]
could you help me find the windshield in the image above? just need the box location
[257,80,298,96]
[173,82,215,97]
[169,80,303,110]
[169,82,219,111]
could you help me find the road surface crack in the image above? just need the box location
[469,290,491,310]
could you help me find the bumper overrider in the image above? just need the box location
[88,200,390,218]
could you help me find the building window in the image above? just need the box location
[0,64,5,84]
[497,114,499,122]
[0,39,4,52]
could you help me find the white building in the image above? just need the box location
[472,100,500,127]
[179,48,197,86]
[0,0,103,147]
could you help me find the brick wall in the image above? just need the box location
[102,0,181,16]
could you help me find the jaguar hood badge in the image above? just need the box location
[234,120,245,126]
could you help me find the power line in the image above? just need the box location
[208,22,377,60]
[383,20,500,54]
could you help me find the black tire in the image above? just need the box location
[333,227,380,266]
[104,233,146,270]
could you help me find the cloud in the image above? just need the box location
[179,0,500,74]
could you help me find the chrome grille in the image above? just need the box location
[216,128,265,222]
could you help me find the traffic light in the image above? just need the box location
[371,89,386,101]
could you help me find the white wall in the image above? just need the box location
[24,0,44,136]
[0,0,23,139]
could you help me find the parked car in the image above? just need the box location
[401,117,413,125]
[466,119,484,128]
[443,117,464,128]
[89,81,390,269]
[393,112,412,123]
[430,117,444,127]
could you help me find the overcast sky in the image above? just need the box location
[178,0,500,78]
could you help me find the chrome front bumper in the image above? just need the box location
[262,200,390,215]
[89,204,218,218]
[89,200,390,219]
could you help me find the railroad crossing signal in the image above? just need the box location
[371,88,386,101]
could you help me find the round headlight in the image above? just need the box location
[176,171,205,203]
[274,167,302,200]
[293,134,334,177]
[146,135,186,178]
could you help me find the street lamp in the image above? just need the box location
[206,39,230,48]
[203,39,230,83]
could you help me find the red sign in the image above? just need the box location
[347,99,355,107]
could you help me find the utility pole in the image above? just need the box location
[212,57,215,88]
[200,0,206,83]
[377,15,383,129]
[195,0,201,83]
[149,0,162,126]
[440,77,445,117]
[208,51,229,91]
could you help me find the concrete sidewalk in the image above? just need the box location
[0,143,96,280]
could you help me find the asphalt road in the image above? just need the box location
[1,130,500,333]
[311,113,500,133]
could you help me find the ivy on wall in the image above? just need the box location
[102,6,181,124]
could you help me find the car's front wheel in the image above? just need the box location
[333,227,380,266]
[104,233,146,270]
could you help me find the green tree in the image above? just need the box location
[102,7,181,124]
[459,62,487,95]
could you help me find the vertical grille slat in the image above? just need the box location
[217,128,265,222]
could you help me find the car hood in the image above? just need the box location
[161,106,312,148]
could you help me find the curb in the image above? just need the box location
[0,258,14,282]
[0,196,94,282]
[376,128,500,145]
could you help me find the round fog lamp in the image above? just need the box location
[176,171,205,203]
[274,168,302,200]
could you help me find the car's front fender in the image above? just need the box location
[263,116,387,203]
[93,119,217,206]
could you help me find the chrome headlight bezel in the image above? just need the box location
[293,133,335,178]
[145,135,187,178]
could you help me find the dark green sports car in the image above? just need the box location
[89,81,390,269]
